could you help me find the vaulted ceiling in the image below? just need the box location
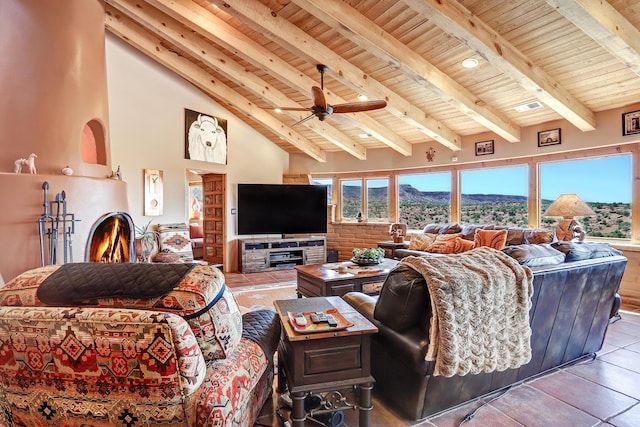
[104,0,640,162]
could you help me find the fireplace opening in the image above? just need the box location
[85,212,136,263]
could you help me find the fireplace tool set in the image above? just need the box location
[37,181,79,266]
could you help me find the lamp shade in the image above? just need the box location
[543,194,595,217]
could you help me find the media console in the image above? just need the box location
[238,236,326,273]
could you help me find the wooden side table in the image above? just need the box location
[376,240,408,259]
[274,297,378,427]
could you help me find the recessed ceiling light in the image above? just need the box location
[514,101,543,112]
[274,108,282,113]
[358,133,372,139]
[461,58,479,69]
[358,94,369,101]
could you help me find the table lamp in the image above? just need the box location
[542,194,595,241]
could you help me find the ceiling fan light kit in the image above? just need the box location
[272,64,387,126]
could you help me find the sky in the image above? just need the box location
[398,154,632,204]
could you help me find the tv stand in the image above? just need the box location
[238,236,326,273]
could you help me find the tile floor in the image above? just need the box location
[233,270,640,427]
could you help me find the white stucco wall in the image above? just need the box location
[105,34,289,271]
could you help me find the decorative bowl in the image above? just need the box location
[351,247,385,266]
[350,257,383,266]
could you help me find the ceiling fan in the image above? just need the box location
[271,64,387,126]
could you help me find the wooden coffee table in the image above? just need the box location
[295,258,399,298]
[274,297,378,427]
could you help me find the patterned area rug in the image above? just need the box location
[231,281,297,313]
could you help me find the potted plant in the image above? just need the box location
[135,220,158,262]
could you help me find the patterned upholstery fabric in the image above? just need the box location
[0,306,273,426]
[408,233,436,250]
[158,223,194,262]
[0,264,242,361]
[423,233,462,254]
[0,306,205,426]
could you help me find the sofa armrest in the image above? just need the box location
[343,292,430,372]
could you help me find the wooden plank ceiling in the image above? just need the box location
[104,0,640,162]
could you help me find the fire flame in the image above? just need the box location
[90,217,130,262]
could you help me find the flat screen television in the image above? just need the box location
[237,184,328,236]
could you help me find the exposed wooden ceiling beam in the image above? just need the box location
[148,0,413,157]
[545,0,640,78]
[402,0,597,132]
[290,0,521,143]
[206,0,463,151]
[110,0,367,160]
[104,4,326,162]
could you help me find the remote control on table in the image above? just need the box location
[326,314,338,327]
[293,312,307,326]
[311,312,328,323]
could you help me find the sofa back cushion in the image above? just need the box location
[374,264,430,332]
[0,306,205,425]
[0,264,242,361]
[551,241,623,262]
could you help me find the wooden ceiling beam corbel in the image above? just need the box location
[147,0,411,158]
[110,0,366,160]
[104,4,326,162]
[205,0,463,152]
[545,0,640,78]
[402,0,597,132]
[291,0,521,143]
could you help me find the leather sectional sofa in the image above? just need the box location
[344,223,627,420]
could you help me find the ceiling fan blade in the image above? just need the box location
[311,86,327,109]
[332,100,387,114]
[292,113,316,127]
[264,106,312,112]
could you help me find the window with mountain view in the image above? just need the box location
[312,178,332,205]
[460,165,528,227]
[540,155,631,239]
[341,179,362,220]
[398,172,451,230]
[366,178,389,222]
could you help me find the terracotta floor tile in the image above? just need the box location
[429,400,522,427]
[625,342,640,353]
[568,359,640,400]
[489,385,599,427]
[529,370,637,420]
[598,348,640,374]
[607,402,640,427]
[603,328,640,348]
[608,316,640,337]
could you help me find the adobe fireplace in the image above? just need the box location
[85,212,136,263]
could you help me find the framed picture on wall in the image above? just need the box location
[184,108,228,164]
[475,140,494,156]
[623,110,640,136]
[144,169,163,216]
[538,128,561,147]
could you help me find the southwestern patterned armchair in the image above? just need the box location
[0,263,280,426]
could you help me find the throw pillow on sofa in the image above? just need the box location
[0,264,241,361]
[409,233,437,250]
[158,223,194,262]
[474,228,508,250]
[453,237,475,253]
[424,233,463,254]
[502,243,565,267]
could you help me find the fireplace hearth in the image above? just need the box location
[85,212,136,263]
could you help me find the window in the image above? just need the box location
[312,178,332,204]
[398,172,451,230]
[460,165,528,227]
[540,155,632,239]
[341,179,362,220]
[366,178,389,222]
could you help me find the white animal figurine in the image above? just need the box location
[14,153,37,174]
[188,114,227,164]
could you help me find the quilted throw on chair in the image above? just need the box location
[401,247,534,377]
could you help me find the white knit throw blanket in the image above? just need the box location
[401,247,534,377]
